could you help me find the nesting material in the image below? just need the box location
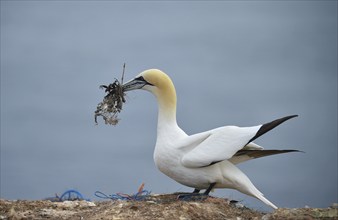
[94,65,126,125]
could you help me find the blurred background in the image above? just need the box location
[1,1,337,211]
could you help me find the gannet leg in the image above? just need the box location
[193,189,200,193]
[204,182,216,195]
[177,183,216,200]
[177,193,207,201]
[177,190,205,200]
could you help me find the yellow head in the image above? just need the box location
[123,69,177,119]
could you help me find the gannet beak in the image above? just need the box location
[123,76,152,92]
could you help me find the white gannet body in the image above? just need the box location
[123,69,298,209]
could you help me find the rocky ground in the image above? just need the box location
[0,194,337,220]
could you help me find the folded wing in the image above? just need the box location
[181,125,261,168]
[180,115,298,168]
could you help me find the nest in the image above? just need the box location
[94,65,126,125]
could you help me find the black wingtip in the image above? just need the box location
[248,115,298,144]
[234,149,303,158]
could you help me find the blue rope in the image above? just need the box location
[44,189,90,202]
[60,189,85,201]
[95,189,151,201]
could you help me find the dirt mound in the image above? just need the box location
[0,194,337,220]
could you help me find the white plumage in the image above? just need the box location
[123,69,298,209]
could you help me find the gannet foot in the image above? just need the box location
[177,193,208,201]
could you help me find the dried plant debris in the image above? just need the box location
[95,64,126,125]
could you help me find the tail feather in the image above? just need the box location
[255,193,278,209]
[244,185,278,209]
[238,176,279,209]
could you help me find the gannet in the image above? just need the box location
[122,69,298,209]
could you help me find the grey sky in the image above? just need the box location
[1,1,337,211]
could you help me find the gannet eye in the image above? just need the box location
[122,75,154,92]
[135,76,144,81]
[135,76,153,86]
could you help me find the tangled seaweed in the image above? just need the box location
[95,65,126,125]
